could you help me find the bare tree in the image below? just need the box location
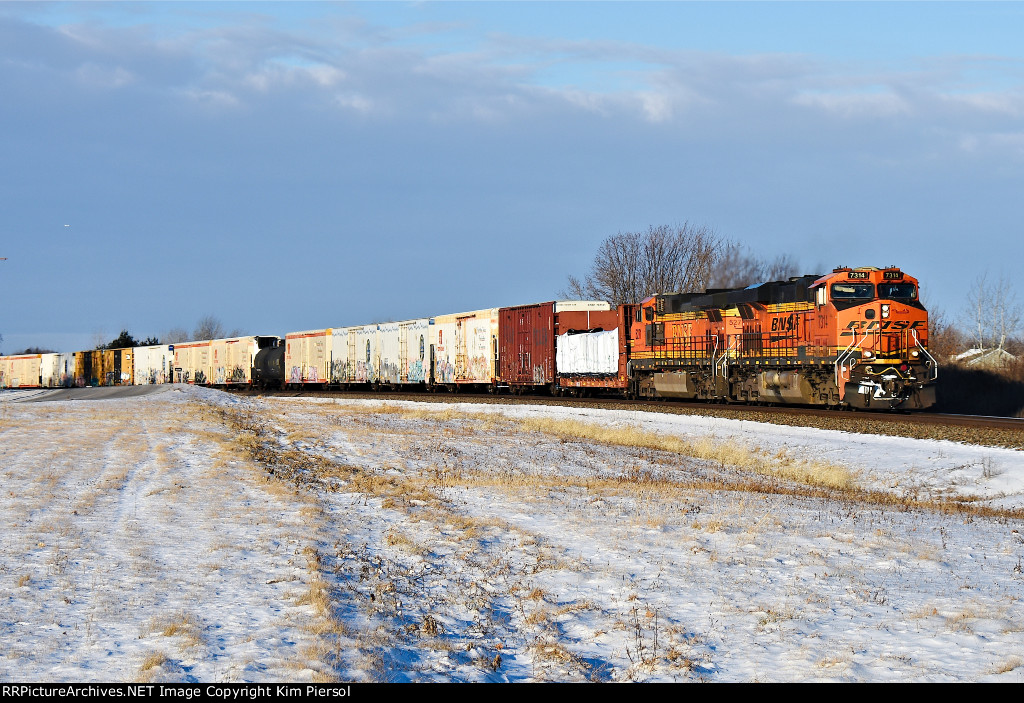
[193,315,225,341]
[565,223,721,306]
[926,306,966,361]
[707,242,801,289]
[161,327,191,344]
[963,272,1022,352]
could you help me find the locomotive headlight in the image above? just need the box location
[911,350,920,358]
[863,351,873,359]
[881,304,890,318]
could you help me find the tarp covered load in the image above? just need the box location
[556,328,619,375]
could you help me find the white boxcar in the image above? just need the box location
[0,355,41,388]
[328,325,380,384]
[285,329,331,385]
[354,325,380,383]
[401,318,431,384]
[329,326,357,383]
[378,318,431,385]
[40,352,75,387]
[173,340,212,385]
[134,345,174,385]
[431,308,499,386]
[210,337,258,385]
[378,322,401,384]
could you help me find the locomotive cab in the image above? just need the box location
[813,267,936,409]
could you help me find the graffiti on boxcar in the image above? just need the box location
[436,358,455,384]
[355,361,371,383]
[468,355,489,382]
[381,359,400,384]
[407,359,425,383]
[330,359,350,384]
[289,366,303,384]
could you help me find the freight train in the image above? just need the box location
[0,266,936,410]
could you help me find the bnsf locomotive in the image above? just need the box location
[0,266,936,411]
[628,266,935,410]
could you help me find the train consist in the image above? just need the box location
[0,266,937,410]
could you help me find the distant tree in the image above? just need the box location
[963,272,1022,352]
[15,346,57,354]
[565,223,722,306]
[161,327,190,344]
[104,329,139,350]
[140,336,161,346]
[926,306,966,361]
[193,315,225,341]
[707,242,801,289]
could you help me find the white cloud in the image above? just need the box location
[178,87,241,109]
[791,89,912,118]
[939,91,1024,118]
[73,62,135,89]
[333,92,374,114]
[638,91,673,123]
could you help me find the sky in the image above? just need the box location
[2,1,1023,353]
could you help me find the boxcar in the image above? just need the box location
[0,355,41,388]
[134,344,174,385]
[498,301,613,391]
[173,340,212,385]
[285,329,331,385]
[100,347,134,386]
[41,352,75,387]
[329,326,356,384]
[431,308,499,387]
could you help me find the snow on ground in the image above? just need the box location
[2,388,1023,682]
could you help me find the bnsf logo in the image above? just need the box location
[770,315,796,332]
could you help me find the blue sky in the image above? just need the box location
[2,1,1023,353]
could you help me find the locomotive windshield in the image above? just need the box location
[877,282,917,300]
[830,283,874,299]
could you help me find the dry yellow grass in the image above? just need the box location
[139,650,167,673]
[513,416,858,491]
[990,655,1023,675]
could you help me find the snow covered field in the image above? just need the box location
[2,387,1023,682]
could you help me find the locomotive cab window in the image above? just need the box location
[830,283,874,299]
[877,283,917,300]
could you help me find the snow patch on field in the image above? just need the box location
[2,389,1023,681]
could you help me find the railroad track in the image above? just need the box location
[230,387,1024,449]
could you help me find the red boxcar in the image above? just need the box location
[497,301,621,393]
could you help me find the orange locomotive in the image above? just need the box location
[628,266,937,410]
